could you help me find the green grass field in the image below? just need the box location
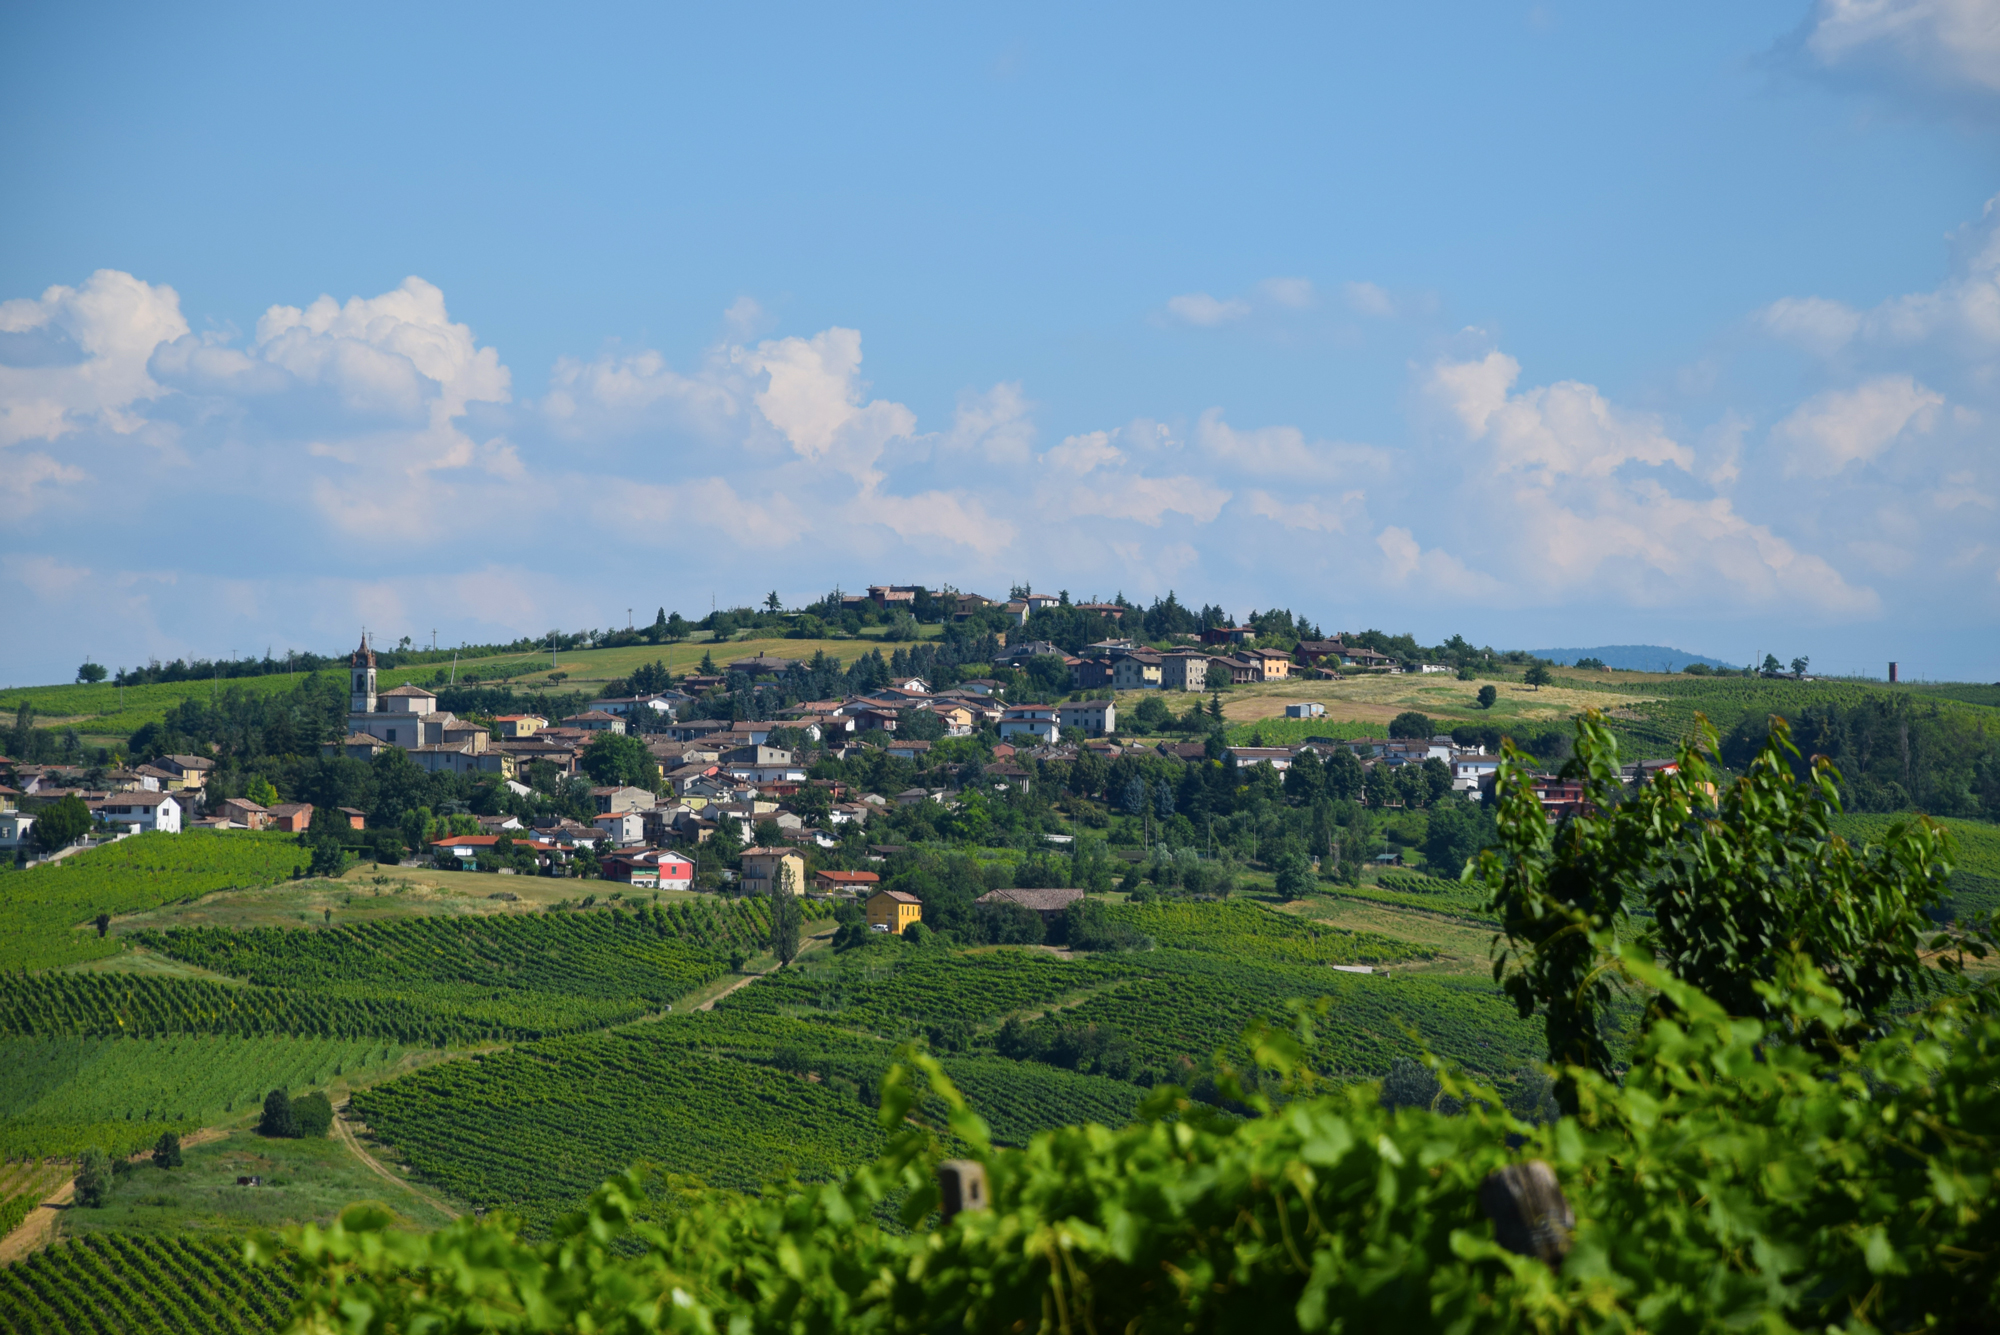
[0,1034,417,1160]
[0,672,316,739]
[0,626,937,740]
[56,1123,456,1240]
[1,831,307,972]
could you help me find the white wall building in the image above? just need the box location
[94,791,182,834]
[998,705,1061,743]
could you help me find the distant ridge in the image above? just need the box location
[1524,645,1736,672]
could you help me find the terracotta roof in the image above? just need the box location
[381,685,436,697]
[817,870,881,885]
[871,889,923,904]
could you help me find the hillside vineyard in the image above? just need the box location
[1,607,1996,1332]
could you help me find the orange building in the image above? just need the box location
[866,889,923,934]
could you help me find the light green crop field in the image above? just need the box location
[1830,813,2000,879]
[0,831,307,972]
[0,672,316,739]
[1183,673,1640,736]
[55,1123,457,1240]
[101,865,704,937]
[0,627,942,739]
[447,629,937,692]
[0,1034,420,1160]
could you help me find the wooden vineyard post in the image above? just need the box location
[1479,1161,1573,1266]
[938,1160,988,1222]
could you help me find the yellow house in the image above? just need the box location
[740,847,807,896]
[494,714,548,738]
[867,889,924,933]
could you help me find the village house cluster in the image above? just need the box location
[0,620,1643,931]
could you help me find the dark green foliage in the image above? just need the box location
[259,1088,297,1138]
[1272,850,1314,901]
[74,1147,113,1207]
[308,828,347,876]
[1419,795,1492,876]
[152,1129,183,1168]
[76,661,108,683]
[33,794,93,851]
[974,899,1045,945]
[1481,711,1961,1108]
[292,1090,334,1137]
[769,880,802,968]
[1377,1056,1442,1111]
[1503,1067,1560,1125]
[1476,683,1497,709]
[1721,692,2000,817]
[1387,711,1433,739]
[579,732,660,789]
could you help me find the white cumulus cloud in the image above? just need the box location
[1801,0,2000,96]
[1166,292,1252,326]
[0,269,187,449]
[1416,349,1877,613]
[1774,375,1943,475]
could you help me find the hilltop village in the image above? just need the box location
[1,585,1718,924]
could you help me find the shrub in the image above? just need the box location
[292,1091,334,1138]
[259,1088,297,1138]
[74,1148,113,1208]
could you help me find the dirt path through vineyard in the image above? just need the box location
[693,926,836,1011]
[332,1107,460,1220]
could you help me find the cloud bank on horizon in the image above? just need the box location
[1,1,1996,684]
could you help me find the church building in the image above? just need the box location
[323,635,514,776]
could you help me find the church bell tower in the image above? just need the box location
[350,633,378,714]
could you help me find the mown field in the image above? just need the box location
[1180,671,1642,738]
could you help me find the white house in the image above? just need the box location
[1283,702,1326,719]
[591,810,646,845]
[1056,700,1116,736]
[93,791,182,834]
[0,810,36,850]
[1451,754,1503,797]
[1226,746,1294,772]
[998,705,1060,743]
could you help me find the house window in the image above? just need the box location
[387,729,397,743]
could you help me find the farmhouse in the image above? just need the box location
[1056,700,1116,736]
[975,886,1084,924]
[866,889,924,933]
[92,791,182,834]
[815,869,880,894]
[740,846,808,896]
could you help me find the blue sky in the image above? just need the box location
[3,1,1997,684]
